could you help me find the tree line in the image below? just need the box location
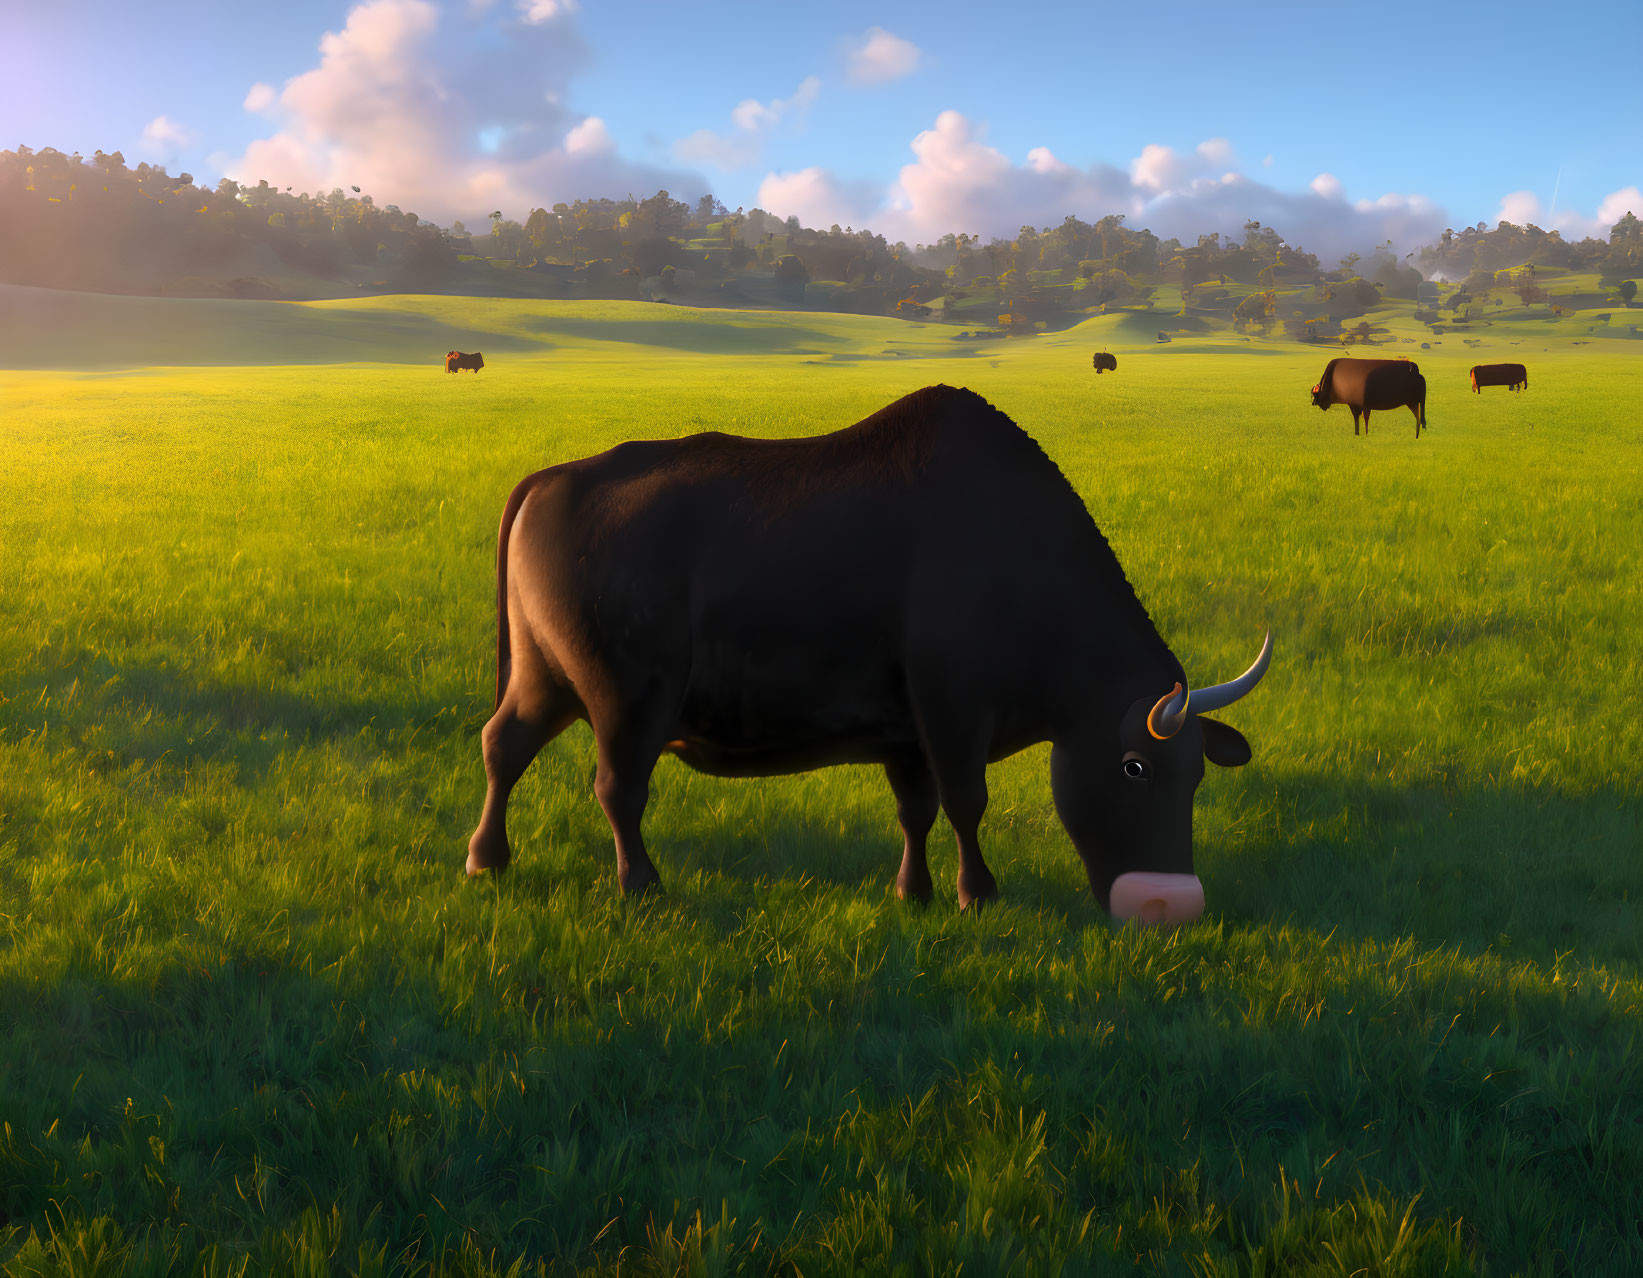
[3,145,1637,334]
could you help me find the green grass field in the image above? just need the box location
[1,288,1640,1275]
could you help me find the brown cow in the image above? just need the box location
[1092,352,1118,373]
[1311,357,1427,438]
[446,351,485,373]
[1470,363,1527,392]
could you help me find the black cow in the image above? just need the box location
[465,385,1272,924]
[1470,363,1527,392]
[1093,352,1118,374]
[1311,357,1427,437]
[446,350,485,373]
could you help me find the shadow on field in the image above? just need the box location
[518,314,849,354]
[2,646,468,779]
[550,764,1643,975]
[1199,769,1642,974]
[3,865,1636,1274]
[0,286,552,369]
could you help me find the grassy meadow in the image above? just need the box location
[1,286,1640,1275]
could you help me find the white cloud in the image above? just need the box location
[755,111,1452,261]
[517,0,575,23]
[1130,143,1186,193]
[1489,184,1643,241]
[243,83,276,113]
[1196,137,1233,168]
[846,27,922,84]
[564,116,611,156]
[141,115,198,160]
[757,167,883,231]
[673,76,819,172]
[225,0,706,224]
[1596,185,1642,228]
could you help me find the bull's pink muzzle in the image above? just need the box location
[1108,872,1205,926]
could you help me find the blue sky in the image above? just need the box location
[5,0,1639,257]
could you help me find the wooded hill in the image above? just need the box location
[4,145,1639,343]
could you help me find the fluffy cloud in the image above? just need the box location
[1493,184,1642,240]
[517,0,574,21]
[846,27,921,84]
[673,77,819,171]
[140,115,198,161]
[756,113,1452,260]
[756,167,884,231]
[226,0,706,225]
[243,83,277,113]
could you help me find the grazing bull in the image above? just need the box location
[1093,352,1118,374]
[446,350,485,373]
[465,385,1273,924]
[1310,357,1427,437]
[1470,363,1527,392]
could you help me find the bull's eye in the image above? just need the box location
[1122,755,1150,781]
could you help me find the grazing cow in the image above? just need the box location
[1470,363,1528,392]
[1092,351,1119,374]
[465,385,1273,924]
[1311,357,1427,438]
[446,351,485,373]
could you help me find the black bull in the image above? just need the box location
[446,350,485,373]
[1471,363,1528,392]
[1310,357,1427,437]
[1093,352,1118,373]
[465,385,1273,923]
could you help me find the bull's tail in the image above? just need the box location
[1520,369,1528,391]
[491,477,537,711]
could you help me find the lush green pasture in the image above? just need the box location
[1,294,1640,1275]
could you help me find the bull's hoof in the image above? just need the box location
[619,863,662,897]
[465,834,511,877]
[956,869,999,912]
[895,870,934,904]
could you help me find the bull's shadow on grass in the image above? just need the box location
[503,744,1641,974]
[2,864,1637,1275]
[0,644,476,782]
[1200,768,1642,974]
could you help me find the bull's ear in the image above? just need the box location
[1199,716,1251,767]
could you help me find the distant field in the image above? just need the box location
[1,292,1640,1274]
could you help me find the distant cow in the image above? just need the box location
[1311,357,1427,438]
[1470,363,1527,392]
[1092,352,1118,374]
[446,351,485,373]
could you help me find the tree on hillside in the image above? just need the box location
[773,253,808,302]
[1233,290,1277,332]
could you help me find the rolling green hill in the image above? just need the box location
[1,292,1640,1274]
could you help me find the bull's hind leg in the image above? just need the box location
[467,679,580,876]
[590,711,670,897]
[885,752,938,903]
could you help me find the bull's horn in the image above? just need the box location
[1147,682,1190,740]
[1187,630,1273,717]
